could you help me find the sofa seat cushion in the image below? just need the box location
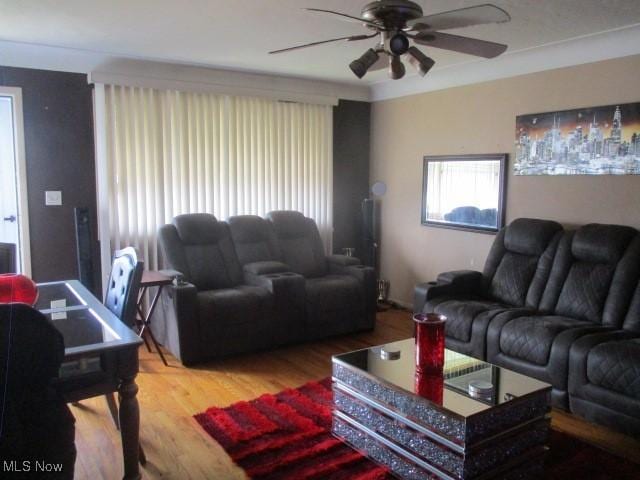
[197,286,274,327]
[500,315,588,366]
[587,339,640,400]
[427,297,509,343]
[305,275,361,312]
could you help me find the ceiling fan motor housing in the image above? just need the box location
[361,0,423,27]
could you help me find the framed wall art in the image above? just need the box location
[515,102,640,175]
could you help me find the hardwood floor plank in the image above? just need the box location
[71,308,639,479]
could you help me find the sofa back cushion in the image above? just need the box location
[266,211,327,278]
[618,236,640,333]
[623,281,640,333]
[158,213,243,290]
[483,218,563,308]
[228,215,281,266]
[540,224,638,325]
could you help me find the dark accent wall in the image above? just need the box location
[0,67,99,288]
[333,99,371,259]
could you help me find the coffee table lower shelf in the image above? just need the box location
[333,411,547,480]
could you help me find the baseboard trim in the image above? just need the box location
[387,297,413,310]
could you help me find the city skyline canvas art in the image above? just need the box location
[514,102,640,175]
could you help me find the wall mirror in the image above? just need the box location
[421,154,507,233]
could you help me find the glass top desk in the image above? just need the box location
[36,280,143,480]
[332,338,551,480]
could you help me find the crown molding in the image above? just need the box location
[370,23,640,102]
[3,22,640,105]
[0,39,370,103]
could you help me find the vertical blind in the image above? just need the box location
[103,85,333,270]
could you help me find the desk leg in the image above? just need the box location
[118,376,141,480]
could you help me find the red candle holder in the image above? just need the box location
[0,273,39,306]
[413,313,446,374]
[415,371,444,405]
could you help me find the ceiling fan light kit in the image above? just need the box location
[389,55,406,80]
[269,1,511,81]
[406,46,435,77]
[350,48,381,79]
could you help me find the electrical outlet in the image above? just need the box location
[45,190,62,206]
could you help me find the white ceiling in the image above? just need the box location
[1,0,640,96]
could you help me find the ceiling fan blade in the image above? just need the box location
[412,31,507,58]
[269,34,375,55]
[305,8,380,28]
[408,4,510,32]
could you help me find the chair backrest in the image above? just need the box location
[539,224,639,326]
[266,211,327,278]
[622,278,640,334]
[228,215,281,266]
[613,235,640,333]
[158,213,243,290]
[482,218,563,308]
[104,247,143,327]
[0,303,64,411]
[0,242,16,274]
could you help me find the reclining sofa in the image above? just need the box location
[154,211,376,365]
[415,218,640,437]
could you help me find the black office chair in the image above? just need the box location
[0,303,76,479]
[102,247,144,427]
[0,242,16,274]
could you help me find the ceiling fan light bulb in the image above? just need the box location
[349,48,380,79]
[406,46,435,77]
[389,55,405,80]
[389,33,410,55]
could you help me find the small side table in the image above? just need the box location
[136,271,173,366]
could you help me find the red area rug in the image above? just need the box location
[194,377,640,480]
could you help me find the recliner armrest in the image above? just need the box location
[156,280,201,365]
[436,269,483,287]
[327,254,361,268]
[243,271,306,312]
[243,261,290,276]
[414,270,483,313]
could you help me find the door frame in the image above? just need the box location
[0,86,31,276]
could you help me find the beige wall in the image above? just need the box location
[370,54,640,306]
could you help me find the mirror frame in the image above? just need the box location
[421,153,508,234]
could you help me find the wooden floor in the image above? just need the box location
[72,307,640,479]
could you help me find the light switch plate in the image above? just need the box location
[45,190,62,206]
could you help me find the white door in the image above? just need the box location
[0,88,30,275]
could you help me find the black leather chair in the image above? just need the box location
[156,214,278,364]
[415,218,563,360]
[0,242,16,274]
[0,304,76,479]
[266,211,377,339]
[486,224,639,409]
[101,247,144,426]
[568,237,640,436]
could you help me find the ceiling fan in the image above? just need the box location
[269,1,511,80]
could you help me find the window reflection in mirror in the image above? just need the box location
[422,154,507,233]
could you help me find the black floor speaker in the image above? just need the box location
[362,198,376,269]
[74,207,95,293]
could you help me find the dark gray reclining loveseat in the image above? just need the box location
[415,218,640,437]
[154,211,376,365]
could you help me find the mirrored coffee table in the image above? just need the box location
[332,339,551,480]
